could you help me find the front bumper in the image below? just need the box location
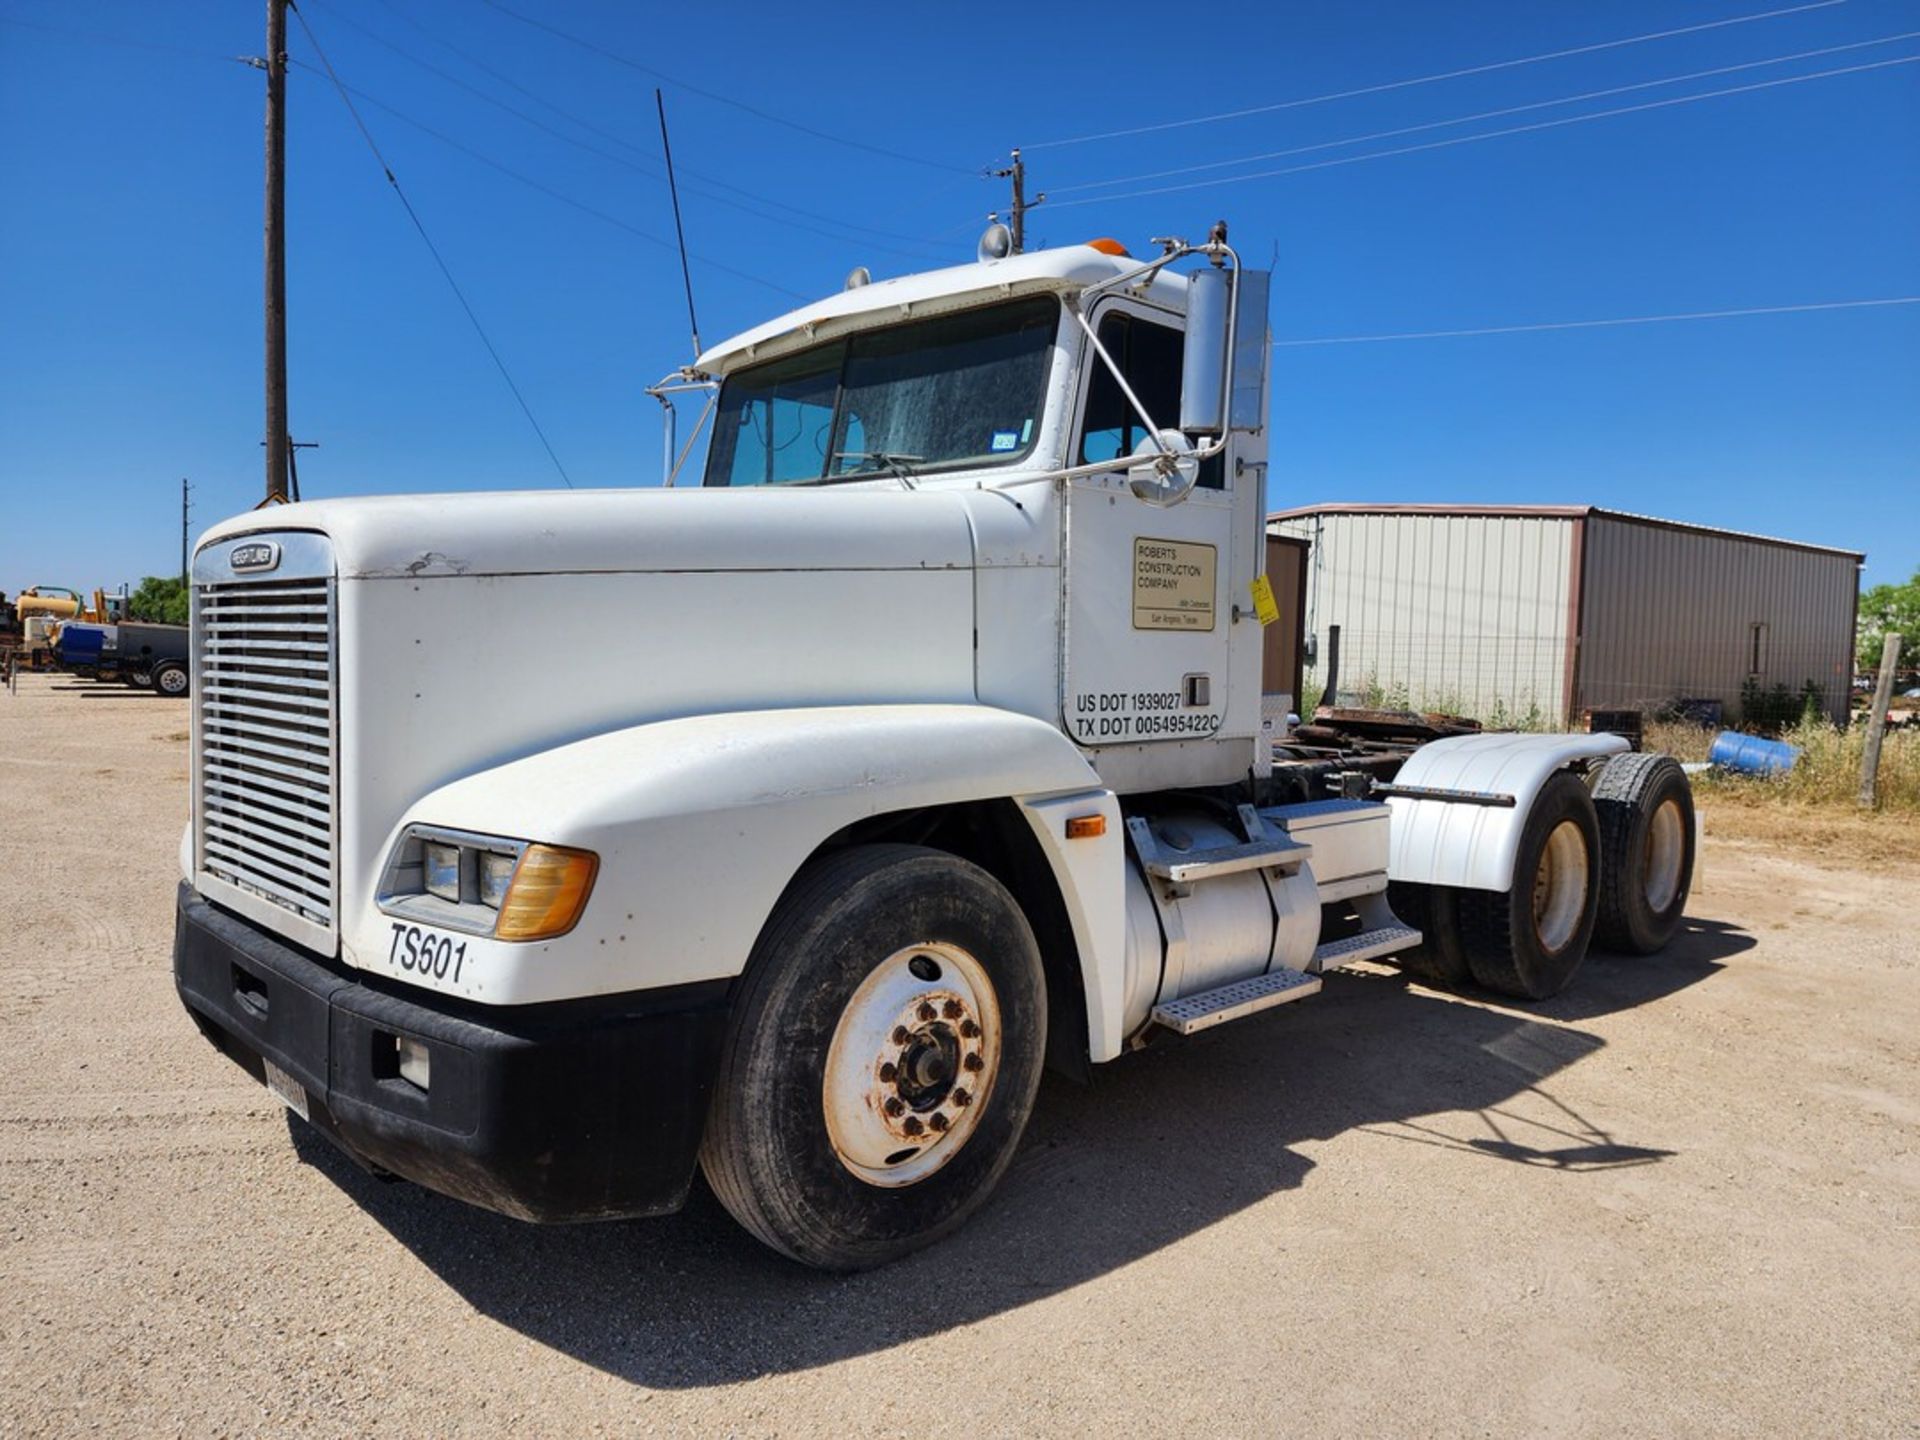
[172,882,730,1222]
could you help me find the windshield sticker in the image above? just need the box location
[989,430,1019,453]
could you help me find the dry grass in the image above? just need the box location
[1642,715,1920,872]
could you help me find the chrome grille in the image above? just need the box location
[195,574,336,928]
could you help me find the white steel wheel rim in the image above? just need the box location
[158,668,187,695]
[1643,798,1685,913]
[1532,821,1591,955]
[822,941,1001,1189]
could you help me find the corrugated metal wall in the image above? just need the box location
[1577,516,1859,724]
[1273,511,1576,723]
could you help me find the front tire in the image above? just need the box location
[1458,770,1601,1000]
[700,844,1047,1270]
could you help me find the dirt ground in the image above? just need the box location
[3,671,1916,1437]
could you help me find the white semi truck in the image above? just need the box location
[174,223,1696,1269]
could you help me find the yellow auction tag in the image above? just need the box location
[1249,573,1280,627]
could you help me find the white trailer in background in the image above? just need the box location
[173,222,1696,1270]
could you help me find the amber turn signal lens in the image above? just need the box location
[1065,814,1107,840]
[494,844,598,941]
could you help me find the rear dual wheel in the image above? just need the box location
[1457,771,1603,1000]
[1592,752,1695,955]
[1387,880,1471,987]
[700,844,1046,1271]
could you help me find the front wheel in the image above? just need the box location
[700,844,1047,1270]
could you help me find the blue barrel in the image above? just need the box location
[1709,730,1801,776]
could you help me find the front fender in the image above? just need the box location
[1386,732,1629,892]
[345,704,1105,1006]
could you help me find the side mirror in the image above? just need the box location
[1127,429,1200,506]
[1179,266,1231,438]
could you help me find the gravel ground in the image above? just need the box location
[3,671,1916,1437]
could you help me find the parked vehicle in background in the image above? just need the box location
[171,222,1697,1269]
[51,619,188,694]
[117,623,190,695]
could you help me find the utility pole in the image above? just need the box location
[180,477,192,584]
[263,0,290,504]
[994,149,1044,254]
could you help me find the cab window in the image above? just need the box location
[1079,311,1224,488]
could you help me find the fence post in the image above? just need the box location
[1857,632,1903,809]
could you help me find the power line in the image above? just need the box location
[289,6,575,488]
[481,0,974,175]
[1271,297,1920,346]
[288,60,810,301]
[364,0,953,253]
[1025,0,1849,149]
[0,12,251,64]
[310,0,952,262]
[1052,30,1920,196]
[1047,54,1920,208]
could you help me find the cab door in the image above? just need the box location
[1061,300,1248,790]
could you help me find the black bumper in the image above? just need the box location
[172,882,730,1222]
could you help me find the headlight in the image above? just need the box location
[478,850,517,909]
[377,826,597,942]
[424,842,463,903]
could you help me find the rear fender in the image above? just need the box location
[1386,732,1629,892]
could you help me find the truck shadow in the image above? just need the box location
[286,913,1747,1389]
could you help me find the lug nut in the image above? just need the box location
[902,1116,924,1137]
[963,1053,984,1073]
[960,1020,981,1039]
[892,1026,909,1044]
[917,1002,936,1022]
[928,1113,950,1133]
[952,1088,972,1108]
[884,1097,905,1117]
[942,999,963,1019]
[878,1062,897,1082]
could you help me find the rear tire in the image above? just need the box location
[700,844,1047,1271]
[1592,752,1695,954]
[152,661,189,697]
[1458,770,1601,1000]
[1387,881,1472,986]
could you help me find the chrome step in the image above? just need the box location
[1125,814,1311,887]
[1310,923,1423,972]
[1151,966,1322,1035]
[1144,836,1312,884]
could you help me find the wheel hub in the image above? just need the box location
[1532,819,1591,955]
[823,942,1001,1187]
[1643,798,1685,913]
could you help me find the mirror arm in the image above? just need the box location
[1064,297,1172,459]
[644,369,717,488]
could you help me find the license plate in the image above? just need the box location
[262,1057,309,1121]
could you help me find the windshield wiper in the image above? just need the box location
[828,451,923,489]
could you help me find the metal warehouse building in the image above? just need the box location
[1268,504,1863,726]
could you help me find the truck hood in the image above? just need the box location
[197,485,979,580]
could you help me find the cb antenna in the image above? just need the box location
[655,89,700,358]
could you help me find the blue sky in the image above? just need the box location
[1,0,1915,594]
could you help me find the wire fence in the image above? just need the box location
[1299,630,1854,729]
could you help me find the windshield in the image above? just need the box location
[703,297,1058,486]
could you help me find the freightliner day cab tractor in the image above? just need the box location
[173,223,1697,1269]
